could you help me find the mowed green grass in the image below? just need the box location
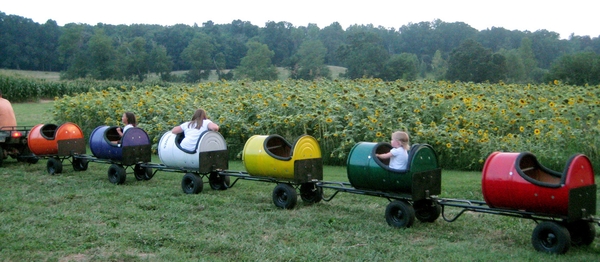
[1,101,599,261]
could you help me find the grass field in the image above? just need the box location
[1,102,599,261]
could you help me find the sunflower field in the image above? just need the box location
[53,79,600,171]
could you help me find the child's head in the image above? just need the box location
[189,109,208,129]
[391,131,410,150]
[122,112,137,126]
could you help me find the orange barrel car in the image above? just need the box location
[27,122,87,174]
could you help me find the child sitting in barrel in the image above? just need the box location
[116,112,137,137]
[376,131,410,170]
[171,108,220,152]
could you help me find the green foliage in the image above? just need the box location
[3,12,600,85]
[235,41,278,81]
[380,53,419,81]
[338,32,389,79]
[88,29,117,80]
[117,37,149,81]
[446,39,508,83]
[0,74,172,102]
[181,33,215,82]
[52,79,600,171]
[290,40,331,80]
[544,51,600,85]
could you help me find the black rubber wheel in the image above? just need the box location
[72,157,88,171]
[531,221,571,254]
[209,172,230,190]
[413,199,441,223]
[385,200,415,228]
[299,183,322,204]
[134,164,153,181]
[0,153,4,167]
[27,156,39,164]
[567,220,596,246]
[107,164,126,185]
[47,158,63,175]
[272,183,298,209]
[182,173,203,194]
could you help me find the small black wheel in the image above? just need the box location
[299,183,322,204]
[209,172,230,190]
[107,164,126,185]
[134,164,153,181]
[385,200,415,228]
[47,158,63,175]
[27,156,39,164]
[413,199,441,223]
[72,157,88,171]
[532,221,571,254]
[567,220,596,246]
[182,173,203,194]
[272,183,298,209]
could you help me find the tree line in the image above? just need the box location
[1,11,600,85]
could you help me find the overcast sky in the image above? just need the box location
[3,1,599,39]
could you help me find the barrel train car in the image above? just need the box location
[21,122,599,254]
[27,122,87,174]
[439,151,598,254]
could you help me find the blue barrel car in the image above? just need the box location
[87,125,153,184]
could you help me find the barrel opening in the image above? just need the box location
[517,153,561,185]
[105,127,121,144]
[41,124,58,140]
[265,136,292,158]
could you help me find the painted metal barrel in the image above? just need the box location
[242,134,322,183]
[27,122,86,156]
[158,131,228,172]
[89,126,151,165]
[347,142,441,198]
[482,152,596,217]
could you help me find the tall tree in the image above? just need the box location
[380,53,419,81]
[58,23,92,79]
[180,33,216,82]
[431,50,448,80]
[148,44,173,81]
[117,37,149,81]
[290,39,330,80]
[545,51,600,85]
[337,31,389,79]
[446,39,507,83]
[260,21,295,66]
[499,48,526,83]
[148,45,173,81]
[155,24,196,71]
[318,22,345,66]
[518,37,538,80]
[235,41,278,81]
[88,29,116,80]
